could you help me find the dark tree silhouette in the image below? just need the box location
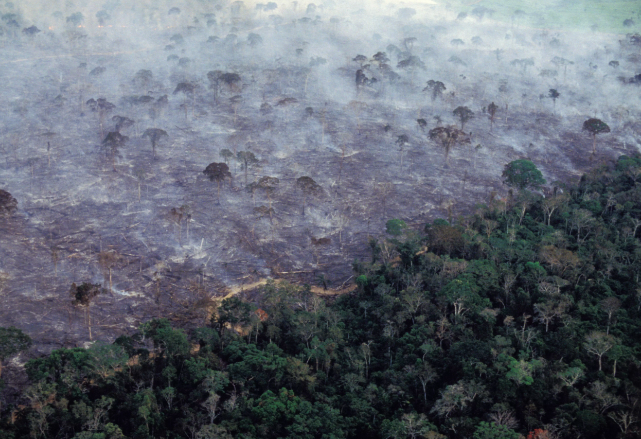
[247,33,263,46]
[236,151,259,184]
[582,118,611,155]
[403,37,417,52]
[142,128,168,159]
[296,176,322,216]
[453,106,474,130]
[353,54,368,66]
[96,10,110,26]
[549,89,560,110]
[133,69,153,88]
[101,132,128,171]
[396,134,410,169]
[220,148,234,164]
[170,34,184,45]
[0,189,17,216]
[488,102,498,131]
[448,56,467,67]
[396,56,425,70]
[112,116,134,132]
[70,282,103,340]
[66,12,84,26]
[423,80,446,101]
[173,82,196,118]
[429,126,470,164]
[372,51,389,65]
[89,66,106,77]
[173,82,195,95]
[22,25,40,35]
[551,56,574,80]
[255,176,279,221]
[207,71,241,101]
[87,98,115,137]
[204,162,232,204]
[417,118,427,131]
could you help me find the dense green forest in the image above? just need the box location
[3,155,641,439]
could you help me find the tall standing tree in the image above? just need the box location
[112,116,134,133]
[584,331,616,371]
[101,132,128,172]
[453,106,474,130]
[582,118,611,155]
[423,80,446,102]
[220,148,234,164]
[142,128,168,159]
[502,160,546,191]
[255,176,279,222]
[548,89,560,110]
[296,176,322,216]
[173,82,196,119]
[87,98,116,138]
[236,151,259,184]
[488,102,498,131]
[396,134,410,169]
[70,282,103,340]
[204,162,232,204]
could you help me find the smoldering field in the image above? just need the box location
[0,0,639,355]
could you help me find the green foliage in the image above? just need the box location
[6,154,641,439]
[502,160,546,190]
[386,218,407,236]
[473,422,520,439]
[0,326,31,361]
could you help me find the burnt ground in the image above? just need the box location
[0,3,639,398]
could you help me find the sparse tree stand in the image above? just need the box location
[0,326,31,377]
[582,118,611,155]
[296,176,322,216]
[204,162,232,205]
[142,128,168,159]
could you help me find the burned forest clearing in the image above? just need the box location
[0,0,639,352]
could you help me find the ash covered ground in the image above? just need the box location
[0,0,639,357]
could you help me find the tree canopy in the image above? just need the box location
[502,160,546,191]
